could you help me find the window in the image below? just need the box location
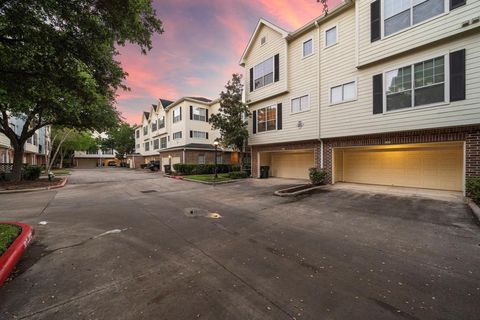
[192,131,207,139]
[197,154,205,164]
[173,131,182,140]
[384,0,444,36]
[153,139,159,150]
[136,130,140,138]
[261,36,266,45]
[385,55,445,111]
[257,105,277,133]
[160,137,167,149]
[159,116,165,129]
[145,142,150,151]
[325,26,337,47]
[136,144,140,150]
[330,81,356,104]
[151,120,157,132]
[303,39,313,57]
[216,155,223,164]
[33,133,38,146]
[173,108,181,123]
[254,57,274,90]
[193,107,207,121]
[291,95,309,113]
[143,126,148,135]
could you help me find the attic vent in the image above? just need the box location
[261,36,266,45]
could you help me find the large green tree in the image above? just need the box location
[49,127,97,170]
[98,123,136,161]
[0,0,163,180]
[209,73,250,168]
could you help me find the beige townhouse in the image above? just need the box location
[241,0,480,193]
[134,97,238,171]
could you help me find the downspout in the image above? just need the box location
[182,148,186,164]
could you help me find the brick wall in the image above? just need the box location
[322,126,480,185]
[184,150,232,164]
[250,140,321,178]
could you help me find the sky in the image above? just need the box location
[116,0,341,125]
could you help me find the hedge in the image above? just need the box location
[466,177,480,204]
[173,163,235,175]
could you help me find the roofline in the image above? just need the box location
[239,0,354,66]
[239,18,290,66]
[164,96,215,111]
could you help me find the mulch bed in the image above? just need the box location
[0,178,63,191]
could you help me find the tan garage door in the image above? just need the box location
[76,158,98,169]
[339,143,463,191]
[270,152,314,179]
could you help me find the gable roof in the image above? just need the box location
[143,112,150,122]
[186,96,212,103]
[239,18,289,66]
[159,98,174,109]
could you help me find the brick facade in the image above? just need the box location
[249,126,480,188]
[250,140,321,178]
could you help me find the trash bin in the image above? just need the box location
[164,164,172,174]
[260,166,269,179]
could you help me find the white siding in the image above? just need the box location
[321,32,480,138]
[0,133,9,148]
[244,25,288,104]
[357,0,480,66]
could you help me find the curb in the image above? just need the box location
[274,184,326,197]
[0,222,34,287]
[465,197,480,223]
[0,177,68,194]
[181,177,246,185]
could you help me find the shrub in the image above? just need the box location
[228,171,249,179]
[466,177,480,204]
[231,165,241,172]
[23,165,42,180]
[174,164,233,175]
[309,167,326,186]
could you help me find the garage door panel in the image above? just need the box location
[340,144,463,191]
[270,152,314,179]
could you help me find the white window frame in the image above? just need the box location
[197,154,205,164]
[381,0,449,39]
[253,57,274,91]
[192,131,207,139]
[329,80,357,105]
[256,105,277,133]
[382,52,449,113]
[193,107,207,122]
[172,131,182,140]
[159,116,165,129]
[153,139,159,150]
[324,25,338,48]
[143,126,148,136]
[160,137,167,149]
[173,108,181,123]
[291,95,310,114]
[302,38,314,58]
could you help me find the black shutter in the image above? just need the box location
[274,54,279,82]
[206,132,209,139]
[249,68,254,92]
[252,110,257,134]
[370,0,381,42]
[179,107,182,120]
[190,106,193,120]
[373,74,383,114]
[450,0,466,10]
[450,49,466,102]
[277,103,282,130]
[190,130,193,138]
[205,109,209,122]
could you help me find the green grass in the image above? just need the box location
[185,173,232,182]
[42,168,71,175]
[0,224,22,256]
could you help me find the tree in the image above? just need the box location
[48,127,97,170]
[209,74,250,169]
[98,123,136,161]
[0,0,163,180]
[317,0,329,14]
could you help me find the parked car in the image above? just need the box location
[148,160,160,171]
[107,160,117,167]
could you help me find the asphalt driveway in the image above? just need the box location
[0,168,479,320]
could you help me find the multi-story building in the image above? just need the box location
[241,0,480,192]
[134,97,238,170]
[0,116,51,166]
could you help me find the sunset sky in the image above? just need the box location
[116,0,341,124]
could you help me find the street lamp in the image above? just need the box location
[168,154,172,174]
[213,140,219,180]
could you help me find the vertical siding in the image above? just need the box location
[244,25,288,104]
[357,0,480,66]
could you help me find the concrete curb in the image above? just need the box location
[274,184,327,197]
[165,175,246,185]
[0,222,34,287]
[0,177,68,194]
[465,197,480,223]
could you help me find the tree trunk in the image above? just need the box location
[11,145,25,182]
[59,150,65,169]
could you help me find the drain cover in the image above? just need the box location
[184,208,221,219]
[140,190,157,193]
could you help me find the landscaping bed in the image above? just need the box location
[0,224,21,256]
[185,173,233,182]
[0,177,63,191]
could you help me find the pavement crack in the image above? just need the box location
[39,191,58,215]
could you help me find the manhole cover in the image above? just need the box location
[184,208,221,219]
[140,190,157,193]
